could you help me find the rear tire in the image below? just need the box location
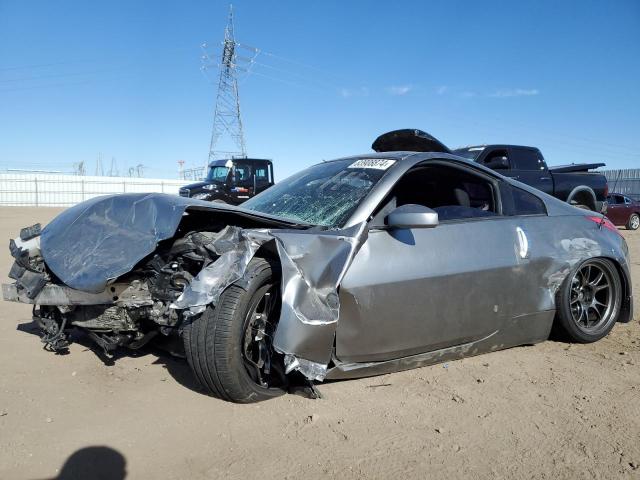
[555,258,622,343]
[626,213,639,230]
[183,257,286,403]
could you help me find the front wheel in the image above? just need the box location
[626,213,639,230]
[183,257,286,403]
[555,258,622,343]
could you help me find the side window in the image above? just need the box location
[233,163,252,184]
[624,196,632,205]
[509,186,547,216]
[512,148,545,171]
[373,163,501,224]
[254,166,270,185]
[482,149,509,169]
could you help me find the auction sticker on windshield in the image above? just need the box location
[348,159,396,170]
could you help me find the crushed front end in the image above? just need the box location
[4,222,234,355]
[2,194,368,396]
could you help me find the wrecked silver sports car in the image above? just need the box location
[3,151,634,402]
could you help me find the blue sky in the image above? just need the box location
[1,0,638,180]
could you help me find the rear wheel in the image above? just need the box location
[555,258,622,343]
[626,213,639,230]
[183,257,286,403]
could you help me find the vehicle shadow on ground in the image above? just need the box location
[16,320,208,396]
[37,445,127,479]
[148,347,208,395]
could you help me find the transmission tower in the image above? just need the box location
[73,161,86,176]
[95,153,104,176]
[206,5,247,163]
[108,157,119,177]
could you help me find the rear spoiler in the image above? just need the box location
[548,163,606,173]
[372,129,451,154]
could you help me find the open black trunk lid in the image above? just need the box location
[372,129,451,154]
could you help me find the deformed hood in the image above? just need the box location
[39,193,295,293]
[372,129,451,154]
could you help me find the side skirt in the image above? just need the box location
[325,310,555,380]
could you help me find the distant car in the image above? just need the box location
[606,193,640,230]
[179,158,274,204]
[3,150,633,403]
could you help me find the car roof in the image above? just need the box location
[208,158,272,167]
[326,150,488,166]
[453,144,539,151]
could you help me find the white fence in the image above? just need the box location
[0,173,190,207]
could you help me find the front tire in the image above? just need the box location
[183,257,286,403]
[626,213,639,230]
[555,258,622,343]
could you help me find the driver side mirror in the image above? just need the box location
[485,156,509,170]
[386,204,439,229]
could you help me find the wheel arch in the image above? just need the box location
[566,186,597,210]
[599,255,633,323]
[554,255,633,324]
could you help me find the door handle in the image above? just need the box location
[516,227,529,259]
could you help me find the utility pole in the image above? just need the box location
[178,160,185,179]
[206,5,247,164]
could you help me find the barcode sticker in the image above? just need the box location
[348,159,396,170]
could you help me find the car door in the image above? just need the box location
[623,196,634,223]
[228,162,254,203]
[253,163,272,195]
[335,164,525,364]
[606,195,625,225]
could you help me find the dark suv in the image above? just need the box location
[179,158,274,204]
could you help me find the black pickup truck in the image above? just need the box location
[179,158,274,205]
[452,145,607,212]
[372,129,608,212]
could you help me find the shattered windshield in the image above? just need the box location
[242,158,395,227]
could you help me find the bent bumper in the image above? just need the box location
[2,283,119,305]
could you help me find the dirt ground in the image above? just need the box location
[0,206,638,480]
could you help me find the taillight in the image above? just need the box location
[586,215,620,235]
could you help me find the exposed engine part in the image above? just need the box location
[21,229,227,358]
[33,306,69,352]
[85,330,134,354]
[68,305,142,331]
[114,280,153,307]
[20,223,42,241]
